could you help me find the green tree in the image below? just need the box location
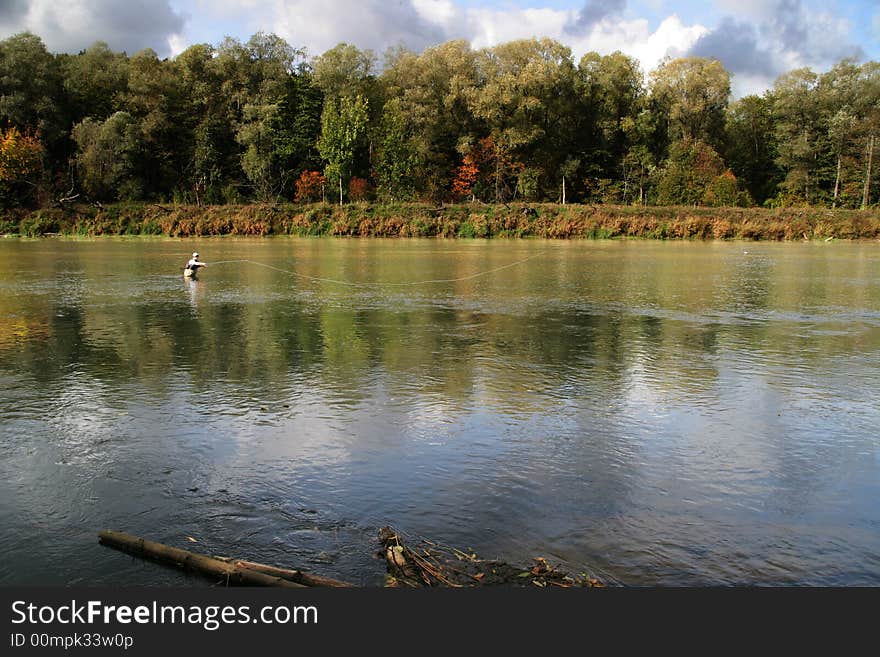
[724,94,780,205]
[379,40,479,201]
[317,94,369,204]
[375,98,420,201]
[772,68,821,205]
[0,32,66,145]
[123,48,189,199]
[466,38,577,201]
[576,51,644,200]
[72,111,144,201]
[650,57,730,149]
[61,41,129,124]
[311,43,375,100]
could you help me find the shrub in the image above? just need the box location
[295,171,326,203]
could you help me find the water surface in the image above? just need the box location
[1,237,878,585]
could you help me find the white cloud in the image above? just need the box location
[8,0,862,96]
[686,1,863,95]
[0,0,186,56]
[255,1,705,75]
[462,7,572,50]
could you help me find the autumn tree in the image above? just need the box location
[294,170,325,202]
[0,126,44,207]
[655,138,726,206]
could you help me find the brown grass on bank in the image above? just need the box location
[3,202,879,240]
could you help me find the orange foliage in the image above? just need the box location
[294,170,325,202]
[452,159,478,200]
[348,176,373,201]
[452,137,496,201]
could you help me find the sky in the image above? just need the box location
[0,0,878,96]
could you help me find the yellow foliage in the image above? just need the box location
[0,127,43,183]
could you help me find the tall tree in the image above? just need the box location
[0,32,66,145]
[724,94,780,205]
[317,94,369,204]
[650,57,731,150]
[773,68,821,204]
[72,112,144,201]
[577,51,644,202]
[374,98,421,201]
[466,38,577,201]
[379,40,479,201]
[61,41,129,124]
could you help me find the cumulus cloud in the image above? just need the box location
[3,0,866,96]
[257,0,446,56]
[688,0,864,94]
[564,0,627,34]
[688,18,776,77]
[259,0,704,76]
[0,0,186,57]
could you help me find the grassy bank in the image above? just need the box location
[3,202,880,239]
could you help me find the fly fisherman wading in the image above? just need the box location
[184,252,207,277]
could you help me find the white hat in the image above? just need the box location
[192,252,199,257]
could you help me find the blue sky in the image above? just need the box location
[1,1,878,95]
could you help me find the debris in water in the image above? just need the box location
[378,526,604,588]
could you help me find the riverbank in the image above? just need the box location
[3,202,880,239]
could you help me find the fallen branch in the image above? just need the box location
[98,530,311,588]
[230,559,352,588]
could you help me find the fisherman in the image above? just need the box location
[184,252,207,277]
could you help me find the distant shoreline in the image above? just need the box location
[3,202,879,240]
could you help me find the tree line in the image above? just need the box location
[1,31,877,210]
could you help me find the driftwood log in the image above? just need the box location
[224,559,352,588]
[98,530,351,588]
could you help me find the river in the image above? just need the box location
[1,237,878,585]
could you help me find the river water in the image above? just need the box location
[1,237,878,586]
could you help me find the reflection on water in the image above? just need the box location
[1,238,879,585]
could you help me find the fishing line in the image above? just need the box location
[203,253,544,288]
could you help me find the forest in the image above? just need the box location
[0,31,878,211]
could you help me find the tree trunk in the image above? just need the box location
[863,135,875,210]
[562,175,566,205]
[833,155,841,208]
[227,559,353,587]
[339,174,343,206]
[98,530,305,587]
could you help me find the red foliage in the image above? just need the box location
[294,170,326,202]
[452,137,497,201]
[452,159,479,200]
[348,176,373,201]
